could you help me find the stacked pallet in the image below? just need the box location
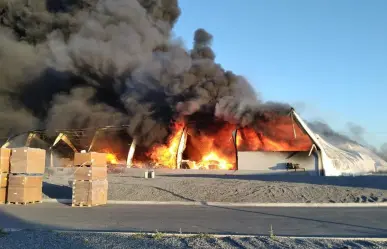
[72,152,108,207]
[8,148,45,205]
[0,148,11,204]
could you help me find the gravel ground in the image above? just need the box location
[43,169,387,203]
[0,231,386,249]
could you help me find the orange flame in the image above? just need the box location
[146,122,185,168]
[195,152,234,170]
[106,153,118,164]
[133,114,313,170]
[183,123,236,170]
[237,116,312,151]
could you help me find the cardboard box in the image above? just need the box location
[72,180,108,206]
[0,188,6,204]
[7,175,43,203]
[74,167,107,181]
[8,175,43,188]
[0,173,8,188]
[10,147,46,174]
[74,152,107,167]
[0,148,10,173]
[7,187,42,203]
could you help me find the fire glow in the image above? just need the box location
[236,116,312,152]
[145,122,185,169]
[102,114,313,170]
[102,148,118,164]
[192,152,233,170]
[106,153,118,164]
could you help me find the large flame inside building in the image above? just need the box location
[127,112,313,170]
[182,121,237,170]
[106,152,118,164]
[133,122,185,169]
[237,115,313,152]
[9,111,314,170]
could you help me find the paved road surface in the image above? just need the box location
[0,203,386,237]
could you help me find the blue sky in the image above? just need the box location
[172,0,387,147]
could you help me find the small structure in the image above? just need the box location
[144,170,155,179]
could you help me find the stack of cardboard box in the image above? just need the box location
[0,148,11,204]
[72,152,108,207]
[8,147,46,204]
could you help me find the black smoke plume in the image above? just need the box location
[0,0,291,147]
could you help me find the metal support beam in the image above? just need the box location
[88,130,100,152]
[61,134,78,152]
[290,111,297,139]
[51,133,78,152]
[176,127,187,169]
[52,133,64,148]
[50,150,54,168]
[233,129,239,170]
[308,144,317,157]
[126,138,137,168]
[25,132,37,147]
[1,141,10,148]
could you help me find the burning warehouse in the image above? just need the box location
[2,108,383,176]
[0,0,385,176]
[129,108,317,172]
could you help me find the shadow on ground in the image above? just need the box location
[43,182,72,199]
[163,174,387,190]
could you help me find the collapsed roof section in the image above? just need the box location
[291,109,386,176]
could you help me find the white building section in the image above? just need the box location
[292,109,387,176]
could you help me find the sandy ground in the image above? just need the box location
[0,231,386,249]
[43,169,387,203]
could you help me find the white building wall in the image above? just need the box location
[237,151,319,175]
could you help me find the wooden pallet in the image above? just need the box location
[71,202,103,207]
[73,179,107,183]
[6,201,42,205]
[8,173,43,176]
[73,165,92,167]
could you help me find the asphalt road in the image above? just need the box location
[0,203,386,237]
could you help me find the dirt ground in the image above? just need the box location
[1,231,386,249]
[43,168,387,203]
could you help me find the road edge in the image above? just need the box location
[42,198,387,207]
[2,229,387,241]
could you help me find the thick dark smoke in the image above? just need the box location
[1,0,385,160]
[0,0,290,147]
